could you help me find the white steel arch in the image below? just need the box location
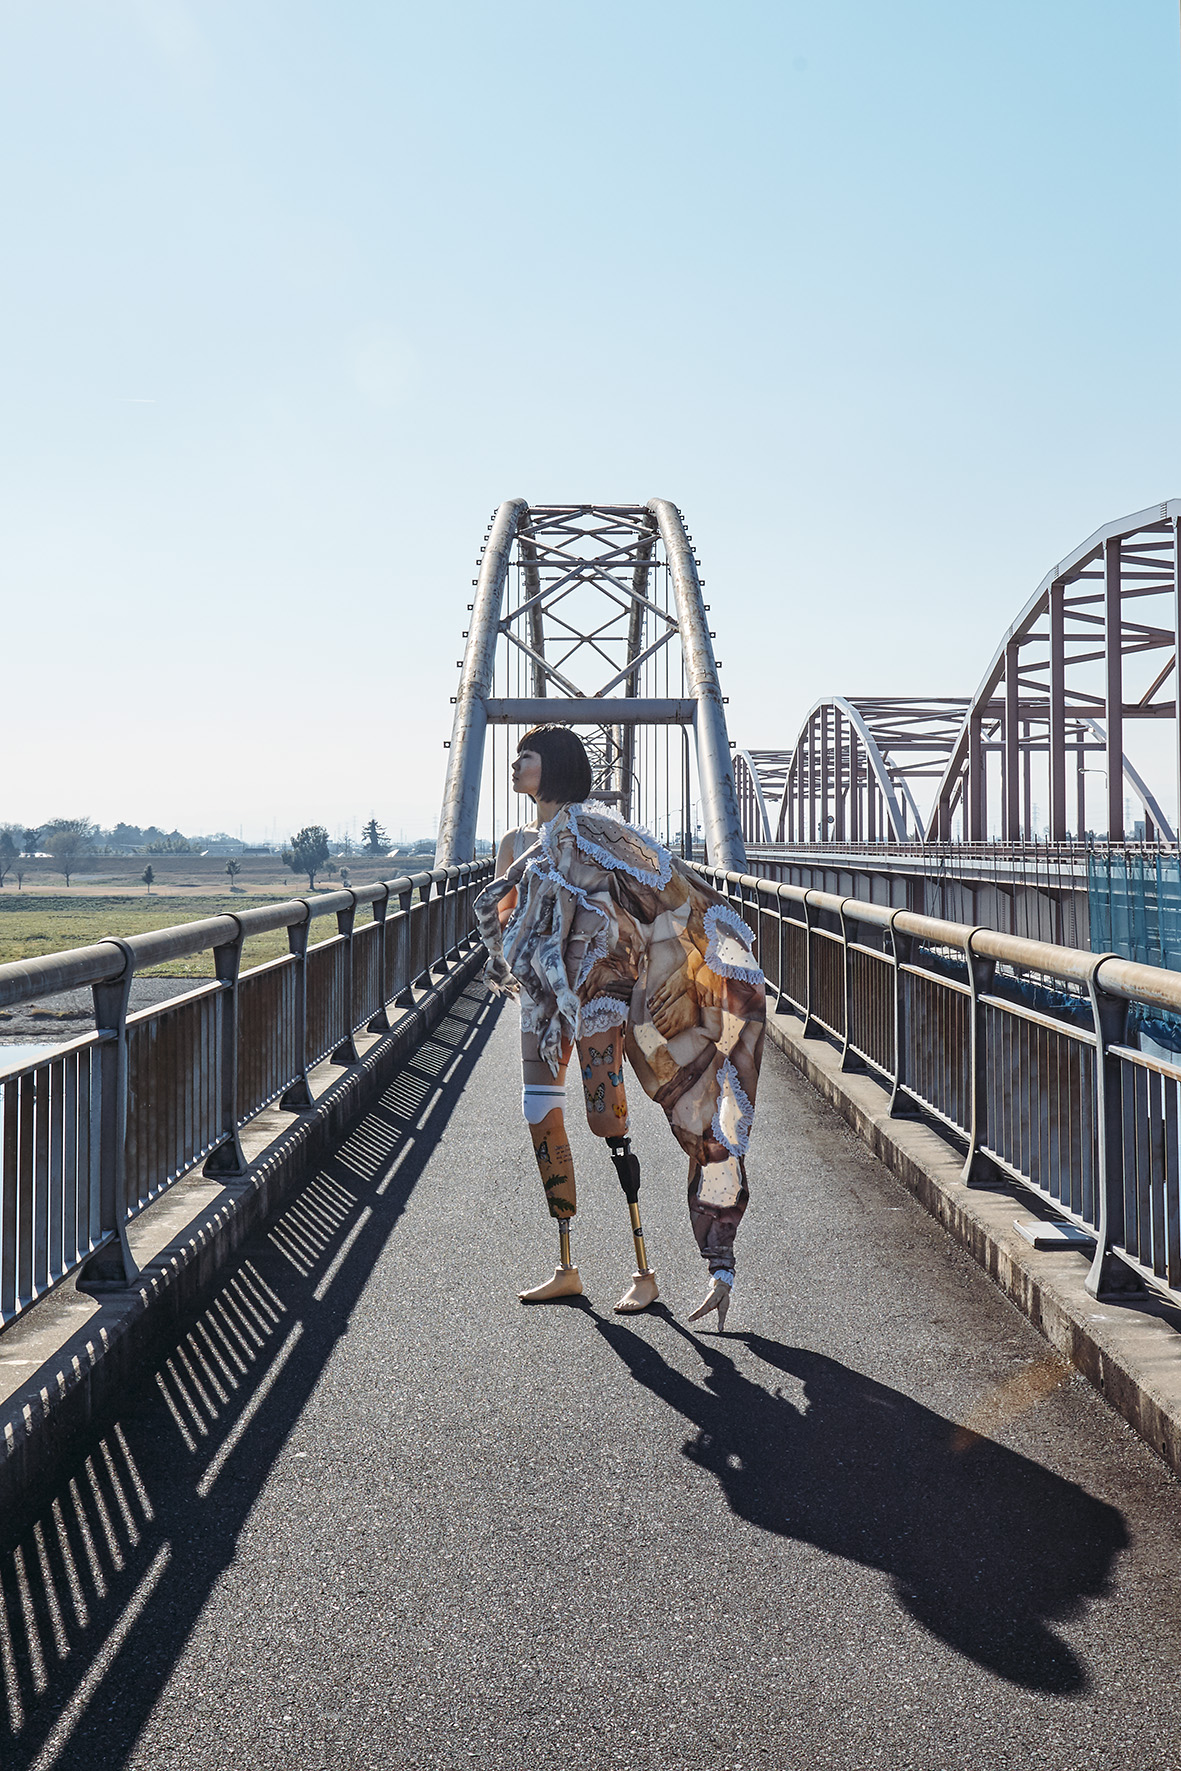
[436,500,747,868]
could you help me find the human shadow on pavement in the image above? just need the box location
[0,982,501,1771]
[594,1315,1128,1693]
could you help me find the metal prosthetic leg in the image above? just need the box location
[607,1136,659,1313]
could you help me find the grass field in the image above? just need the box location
[0,893,367,976]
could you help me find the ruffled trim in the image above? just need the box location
[703,903,763,986]
[711,1057,755,1157]
[577,995,630,1036]
[566,803,673,891]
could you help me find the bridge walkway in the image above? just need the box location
[3,983,1181,1770]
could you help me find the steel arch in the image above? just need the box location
[774,697,968,843]
[739,502,1181,847]
[436,500,746,868]
[928,502,1180,844]
[733,749,789,845]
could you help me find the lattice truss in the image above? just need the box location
[484,504,691,844]
[737,701,968,844]
[932,506,1180,843]
[736,502,1181,846]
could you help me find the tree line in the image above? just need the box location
[0,816,449,891]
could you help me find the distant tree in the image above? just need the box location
[21,828,40,857]
[225,859,242,890]
[361,817,389,857]
[0,826,19,887]
[336,832,355,858]
[42,818,96,888]
[339,867,350,889]
[324,860,337,880]
[282,826,331,891]
[141,865,155,892]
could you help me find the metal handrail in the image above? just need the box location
[0,863,492,1328]
[697,864,1181,1304]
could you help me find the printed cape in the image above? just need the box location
[475,804,765,1170]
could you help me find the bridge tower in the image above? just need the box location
[436,500,747,869]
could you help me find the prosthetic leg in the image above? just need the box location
[520,1088,583,1302]
[606,1136,659,1314]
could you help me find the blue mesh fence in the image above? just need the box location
[1088,851,1181,1052]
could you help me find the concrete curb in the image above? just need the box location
[766,1006,1181,1476]
[0,946,485,1534]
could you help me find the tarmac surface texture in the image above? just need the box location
[3,981,1181,1771]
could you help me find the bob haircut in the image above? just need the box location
[517,725,593,805]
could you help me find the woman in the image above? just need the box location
[476,726,765,1330]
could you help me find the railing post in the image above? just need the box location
[279,907,314,1111]
[961,926,998,1186]
[775,882,794,1013]
[77,937,139,1291]
[1086,956,1134,1298]
[204,915,248,1180]
[331,891,360,1064]
[887,912,918,1118]
[394,878,415,1007]
[802,892,819,1038]
[368,886,392,1033]
[839,898,858,1072]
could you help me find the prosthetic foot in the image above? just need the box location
[687,1272,732,1332]
[520,1220,583,1303]
[606,1136,659,1313]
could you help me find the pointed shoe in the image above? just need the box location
[687,1277,731,1331]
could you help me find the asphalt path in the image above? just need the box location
[3,981,1181,1771]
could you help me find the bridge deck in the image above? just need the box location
[4,983,1181,1769]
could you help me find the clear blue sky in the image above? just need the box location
[3,1,1179,839]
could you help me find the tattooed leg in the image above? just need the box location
[575,1032,629,1138]
[519,1069,582,1302]
[527,1106,576,1220]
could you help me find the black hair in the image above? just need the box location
[517,725,593,805]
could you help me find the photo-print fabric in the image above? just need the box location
[475,803,766,1175]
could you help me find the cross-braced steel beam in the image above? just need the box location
[437,500,746,868]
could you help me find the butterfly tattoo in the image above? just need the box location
[584,1081,606,1113]
[607,1066,623,1089]
[586,1041,614,1069]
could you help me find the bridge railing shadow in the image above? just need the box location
[0,982,502,1771]
[593,1312,1129,1695]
